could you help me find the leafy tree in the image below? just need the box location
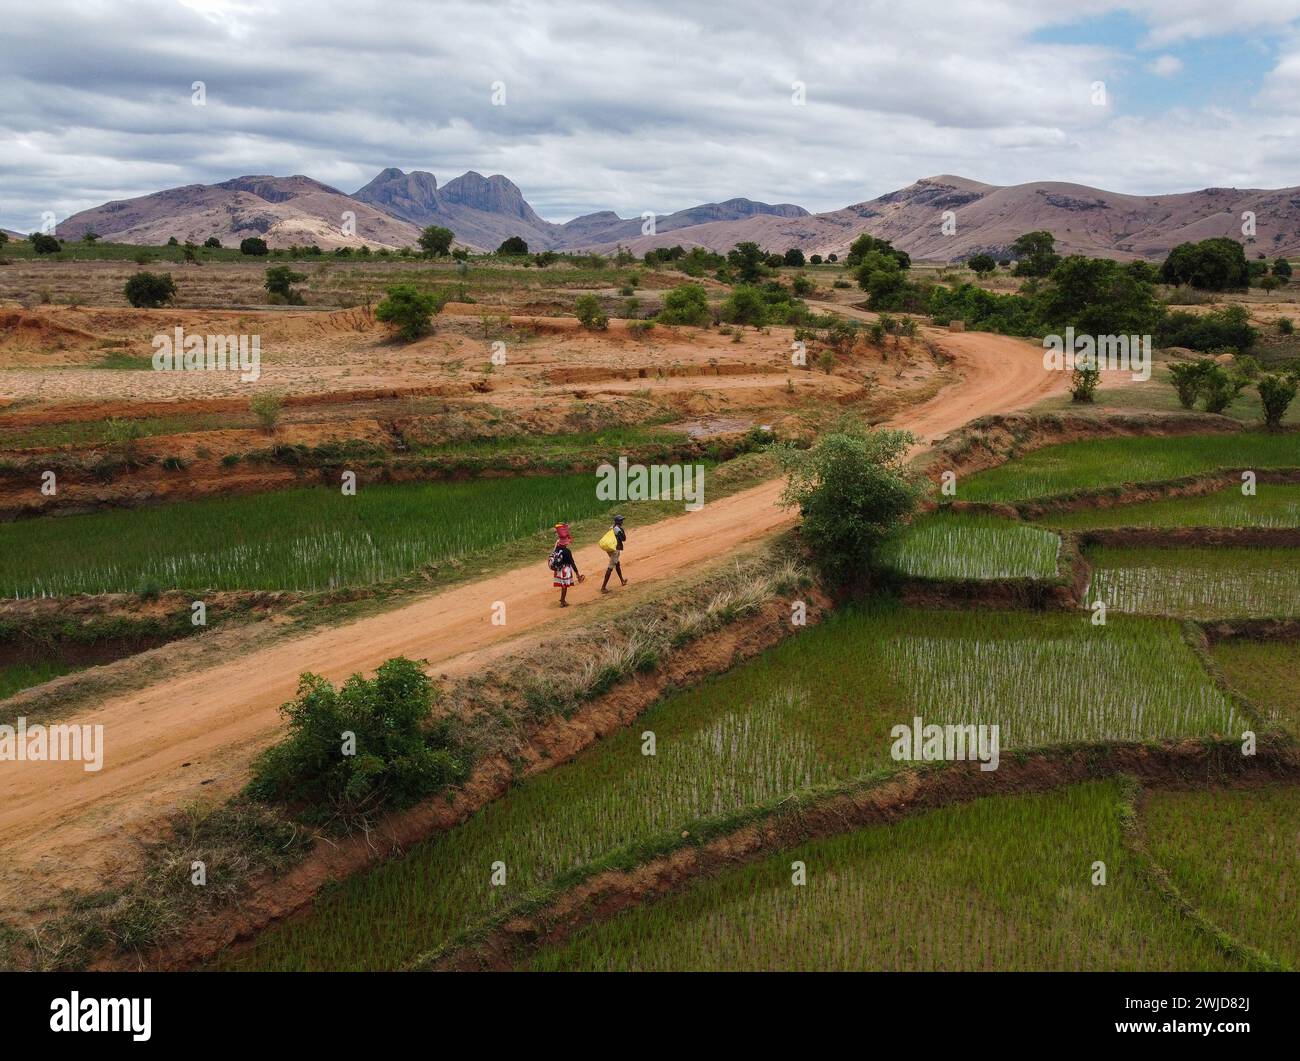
[1167,359,1214,409]
[203,236,222,249]
[1259,275,1282,293]
[1126,260,1159,283]
[846,234,909,269]
[497,235,528,255]
[775,424,924,583]
[1157,304,1256,352]
[123,271,177,308]
[1273,258,1293,280]
[783,247,806,267]
[1159,237,1249,290]
[967,253,996,276]
[246,657,470,827]
[1010,231,1060,277]
[166,236,179,246]
[418,225,454,257]
[726,241,768,284]
[1258,373,1298,428]
[264,265,307,304]
[374,283,441,341]
[31,233,62,254]
[658,283,711,326]
[574,293,609,330]
[1199,363,1247,414]
[1034,255,1163,336]
[240,237,269,256]
[809,254,823,265]
[827,253,838,263]
[720,285,769,327]
[82,231,100,244]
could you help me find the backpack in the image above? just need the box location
[598,529,618,554]
[548,547,566,572]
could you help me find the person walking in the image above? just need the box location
[549,522,583,607]
[599,514,628,593]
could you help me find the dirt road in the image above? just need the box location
[0,326,1063,903]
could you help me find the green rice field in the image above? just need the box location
[880,512,1060,580]
[527,781,1240,971]
[224,606,1236,971]
[0,659,79,700]
[1144,786,1299,970]
[1043,483,1300,531]
[958,433,1299,504]
[1210,638,1300,736]
[0,474,618,596]
[1087,546,1300,619]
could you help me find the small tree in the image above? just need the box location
[1258,373,1298,429]
[810,254,823,265]
[1272,258,1292,280]
[1070,364,1100,402]
[967,253,996,276]
[418,225,454,257]
[658,283,711,326]
[783,247,806,268]
[249,390,286,433]
[776,425,923,584]
[497,236,528,256]
[204,236,222,249]
[240,237,269,256]
[375,283,440,341]
[1167,359,1212,409]
[1200,364,1247,414]
[264,265,307,304]
[123,271,177,308]
[82,231,100,244]
[574,293,609,330]
[31,233,62,254]
[720,286,768,327]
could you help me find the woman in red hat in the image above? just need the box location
[549,522,584,606]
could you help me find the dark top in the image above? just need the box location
[613,525,626,551]
[554,544,577,571]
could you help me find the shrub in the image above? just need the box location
[1199,364,1247,414]
[123,271,177,308]
[719,286,768,327]
[1009,231,1059,277]
[497,236,528,256]
[245,657,470,828]
[203,237,222,249]
[775,424,924,583]
[658,283,711,326]
[31,233,62,254]
[1167,359,1213,409]
[1157,304,1256,352]
[574,294,609,330]
[375,283,441,341]
[1159,238,1249,290]
[1273,259,1293,280]
[264,265,306,304]
[783,247,806,267]
[1258,373,1298,429]
[1279,317,1294,335]
[1070,364,1100,402]
[240,237,269,256]
[249,390,286,433]
[967,253,996,276]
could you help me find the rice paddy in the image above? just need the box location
[1209,638,1300,737]
[526,781,1241,971]
[880,512,1060,580]
[0,474,618,596]
[1043,483,1300,531]
[957,433,1299,504]
[0,659,79,700]
[1086,546,1300,619]
[1143,786,1300,970]
[224,606,1235,971]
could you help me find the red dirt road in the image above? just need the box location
[0,326,1064,904]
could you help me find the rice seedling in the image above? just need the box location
[1143,785,1299,970]
[958,433,1299,504]
[527,781,1242,971]
[0,474,615,596]
[0,659,79,700]
[880,512,1060,579]
[224,606,1233,971]
[1209,638,1300,737]
[1087,546,1300,620]
[1044,484,1300,531]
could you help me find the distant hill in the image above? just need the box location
[53,169,1300,261]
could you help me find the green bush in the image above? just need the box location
[1168,359,1213,409]
[775,424,924,584]
[240,237,269,256]
[123,271,177,308]
[375,283,441,341]
[1157,304,1256,352]
[246,657,469,828]
[418,225,454,257]
[264,265,306,304]
[1258,373,1298,429]
[658,283,711,326]
[497,236,528,256]
[1200,364,1247,414]
[574,294,609,330]
[1159,238,1249,291]
[719,286,769,327]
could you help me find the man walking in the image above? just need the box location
[600,514,628,593]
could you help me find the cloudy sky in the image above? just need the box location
[3,0,1300,231]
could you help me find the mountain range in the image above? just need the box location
[54,169,1300,261]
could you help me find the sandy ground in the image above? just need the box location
[0,324,1067,909]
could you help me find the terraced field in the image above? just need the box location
[526,781,1243,971]
[1044,483,1300,531]
[1210,639,1300,736]
[1087,546,1300,619]
[224,605,1238,971]
[881,512,1060,580]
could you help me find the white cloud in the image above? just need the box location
[1148,54,1184,76]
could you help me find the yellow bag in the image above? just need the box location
[598,529,618,553]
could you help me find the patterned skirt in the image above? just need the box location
[553,563,576,588]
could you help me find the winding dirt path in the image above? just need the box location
[0,325,1064,906]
